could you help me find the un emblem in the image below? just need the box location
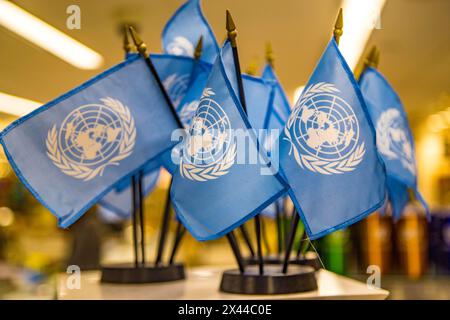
[285,82,365,175]
[377,108,415,174]
[166,36,194,57]
[163,73,191,108]
[46,97,136,181]
[180,88,236,182]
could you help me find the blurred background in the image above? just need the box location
[0,0,449,299]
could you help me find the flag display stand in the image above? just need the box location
[220,265,317,295]
[101,263,185,284]
[245,254,321,271]
[246,255,282,265]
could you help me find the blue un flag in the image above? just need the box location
[359,67,429,219]
[280,38,386,239]
[162,0,219,65]
[152,53,201,109]
[0,55,180,228]
[174,60,213,128]
[260,65,292,218]
[243,74,272,131]
[261,64,292,131]
[170,41,288,241]
[98,55,212,219]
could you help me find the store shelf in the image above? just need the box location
[57,266,389,300]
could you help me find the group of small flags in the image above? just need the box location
[0,0,428,242]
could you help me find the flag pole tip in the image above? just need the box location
[194,36,203,60]
[226,10,236,32]
[122,24,133,54]
[365,45,380,69]
[333,8,344,45]
[265,42,274,67]
[128,26,147,56]
[226,10,238,47]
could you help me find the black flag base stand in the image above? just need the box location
[245,253,321,271]
[245,255,282,265]
[219,265,317,295]
[100,263,185,284]
[100,174,186,284]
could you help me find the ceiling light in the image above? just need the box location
[0,92,41,117]
[0,0,103,70]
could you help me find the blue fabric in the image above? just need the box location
[260,64,292,218]
[261,64,292,130]
[151,53,197,109]
[98,170,160,218]
[359,67,429,219]
[176,60,213,128]
[280,38,386,239]
[170,41,289,241]
[0,56,179,228]
[162,0,219,65]
[242,74,272,131]
[386,176,409,220]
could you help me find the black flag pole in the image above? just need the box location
[155,179,173,265]
[281,8,344,274]
[131,174,140,267]
[282,209,299,273]
[100,26,186,284]
[169,219,187,264]
[137,171,146,265]
[226,10,263,274]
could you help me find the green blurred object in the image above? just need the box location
[319,229,350,275]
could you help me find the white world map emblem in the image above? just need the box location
[46,97,136,181]
[376,108,416,174]
[180,88,236,182]
[285,82,365,175]
[163,73,191,108]
[166,36,194,57]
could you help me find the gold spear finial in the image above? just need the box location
[194,36,203,60]
[123,24,133,54]
[128,26,147,57]
[364,46,380,69]
[266,42,274,68]
[374,47,381,68]
[333,8,344,45]
[226,10,237,48]
[245,58,258,76]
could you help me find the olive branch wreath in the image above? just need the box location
[46,97,136,181]
[284,82,366,175]
[179,88,237,182]
[180,143,237,182]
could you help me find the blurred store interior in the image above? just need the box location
[0,0,449,299]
